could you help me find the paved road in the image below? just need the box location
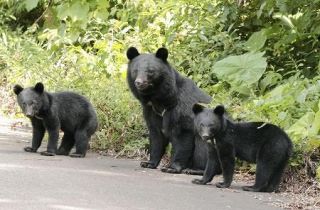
[0,116,284,210]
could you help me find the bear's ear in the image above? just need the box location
[34,82,44,94]
[13,85,23,95]
[127,47,140,60]
[192,103,205,114]
[213,105,225,116]
[155,48,168,62]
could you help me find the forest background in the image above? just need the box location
[0,0,319,202]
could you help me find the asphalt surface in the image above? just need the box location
[0,116,285,210]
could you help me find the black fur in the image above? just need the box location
[192,104,292,192]
[126,47,220,174]
[13,83,98,157]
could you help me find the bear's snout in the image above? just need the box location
[201,134,211,141]
[134,78,150,90]
[24,105,35,117]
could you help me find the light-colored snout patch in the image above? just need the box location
[24,105,35,117]
[201,127,212,138]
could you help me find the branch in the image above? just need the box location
[32,0,53,26]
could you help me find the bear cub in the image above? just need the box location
[192,104,292,192]
[14,82,98,157]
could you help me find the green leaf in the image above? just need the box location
[213,52,267,94]
[24,0,39,12]
[273,13,295,29]
[287,112,314,141]
[56,3,70,20]
[259,71,282,93]
[68,2,89,22]
[307,137,320,151]
[245,30,267,52]
[309,101,320,135]
[56,2,89,22]
[198,34,208,42]
[97,0,110,9]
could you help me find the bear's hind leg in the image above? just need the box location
[70,129,89,158]
[161,131,193,174]
[264,157,289,192]
[243,161,272,192]
[57,133,75,156]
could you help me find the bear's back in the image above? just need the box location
[174,73,211,118]
[231,121,292,162]
[51,91,97,132]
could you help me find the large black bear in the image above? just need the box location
[192,104,292,192]
[126,47,221,174]
[13,82,98,157]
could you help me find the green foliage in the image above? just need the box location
[0,0,320,171]
[24,0,40,12]
[244,30,267,52]
[0,28,145,155]
[213,52,267,95]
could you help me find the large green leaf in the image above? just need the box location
[245,30,267,52]
[213,52,267,94]
[68,2,89,22]
[24,0,39,12]
[287,112,314,143]
[310,101,320,136]
[56,2,89,22]
[259,71,282,93]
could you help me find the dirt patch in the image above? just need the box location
[232,166,320,209]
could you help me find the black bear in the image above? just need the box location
[192,104,292,192]
[13,82,98,157]
[126,47,221,174]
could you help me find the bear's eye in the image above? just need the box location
[146,70,154,75]
[131,69,138,76]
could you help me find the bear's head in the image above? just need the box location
[193,104,226,141]
[126,47,171,95]
[13,82,46,118]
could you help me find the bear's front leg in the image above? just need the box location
[41,118,60,156]
[25,118,45,153]
[215,143,235,189]
[142,128,168,169]
[192,145,221,185]
[142,108,169,169]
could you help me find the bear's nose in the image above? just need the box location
[134,78,143,86]
[201,134,210,141]
[134,79,148,90]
